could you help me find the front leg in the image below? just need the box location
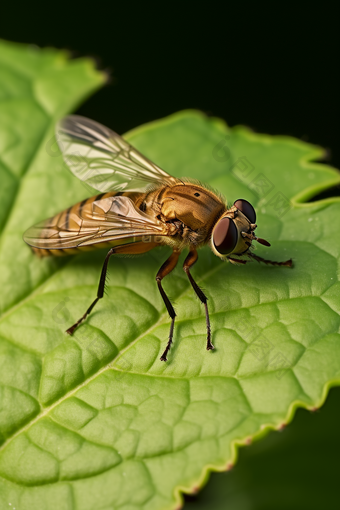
[227,256,248,265]
[248,252,293,267]
[183,248,214,351]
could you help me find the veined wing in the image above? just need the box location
[23,195,168,251]
[56,115,177,193]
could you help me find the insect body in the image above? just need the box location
[24,116,292,361]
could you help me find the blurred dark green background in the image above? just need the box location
[1,3,339,508]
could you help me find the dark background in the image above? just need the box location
[1,3,339,180]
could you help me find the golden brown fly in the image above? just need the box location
[24,116,292,361]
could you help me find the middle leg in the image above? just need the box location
[156,249,181,361]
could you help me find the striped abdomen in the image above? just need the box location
[24,191,157,257]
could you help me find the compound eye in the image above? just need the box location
[234,199,256,223]
[213,217,238,255]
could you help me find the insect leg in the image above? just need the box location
[157,250,181,361]
[183,248,214,351]
[248,252,293,267]
[228,257,248,265]
[66,247,115,335]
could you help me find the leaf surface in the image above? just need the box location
[0,39,340,510]
[184,386,340,510]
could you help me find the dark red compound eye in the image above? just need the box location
[213,217,238,255]
[234,199,256,223]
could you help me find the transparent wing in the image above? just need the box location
[23,195,168,250]
[56,115,177,193]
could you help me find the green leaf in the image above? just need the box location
[184,386,340,510]
[0,39,340,510]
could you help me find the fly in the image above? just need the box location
[23,116,292,361]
